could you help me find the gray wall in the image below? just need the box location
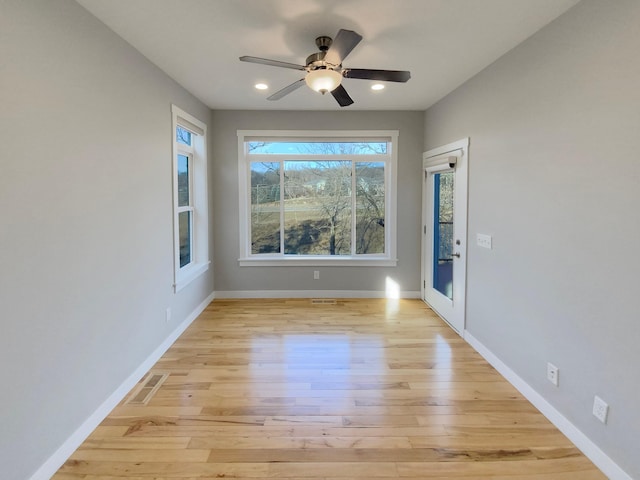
[424,0,640,477]
[0,1,214,478]
[211,110,424,296]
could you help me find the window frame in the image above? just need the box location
[237,130,398,267]
[172,105,210,291]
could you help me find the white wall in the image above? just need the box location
[424,0,640,477]
[211,110,424,297]
[0,1,214,478]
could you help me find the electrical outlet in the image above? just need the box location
[547,362,559,386]
[165,307,171,324]
[476,233,492,249]
[593,396,609,423]
[313,270,320,280]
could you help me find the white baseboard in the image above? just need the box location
[215,290,421,299]
[464,331,631,480]
[30,291,216,480]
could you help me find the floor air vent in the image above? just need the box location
[311,299,337,305]
[125,372,169,405]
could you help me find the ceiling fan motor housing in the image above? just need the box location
[307,35,340,71]
[306,51,331,70]
[315,35,333,51]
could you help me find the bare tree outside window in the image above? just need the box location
[283,160,352,255]
[176,126,191,145]
[355,162,385,254]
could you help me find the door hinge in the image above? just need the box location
[423,225,426,234]
[423,280,426,288]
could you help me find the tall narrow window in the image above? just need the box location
[172,105,209,291]
[238,131,398,266]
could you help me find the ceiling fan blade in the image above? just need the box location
[267,79,306,101]
[239,56,306,71]
[331,84,354,107]
[343,68,411,82]
[325,29,363,65]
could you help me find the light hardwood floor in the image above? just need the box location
[54,299,605,479]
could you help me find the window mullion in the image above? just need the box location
[177,145,194,155]
[279,159,285,256]
[189,205,194,263]
[351,161,357,255]
[188,153,194,208]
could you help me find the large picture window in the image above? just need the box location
[238,131,398,266]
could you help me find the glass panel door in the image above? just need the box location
[432,171,454,299]
[422,138,468,335]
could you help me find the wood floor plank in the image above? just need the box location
[267,461,399,477]
[81,436,192,450]
[396,457,601,477]
[109,406,203,417]
[50,474,85,480]
[52,299,605,479]
[68,448,210,462]
[189,435,413,450]
[84,426,128,439]
[59,461,269,477]
[205,447,548,463]
[122,425,449,438]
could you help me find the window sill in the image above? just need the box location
[238,257,397,267]
[174,261,210,292]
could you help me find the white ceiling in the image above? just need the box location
[75,0,580,111]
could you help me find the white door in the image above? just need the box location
[422,138,469,335]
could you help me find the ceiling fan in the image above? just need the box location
[239,29,411,107]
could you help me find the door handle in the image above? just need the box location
[451,252,461,258]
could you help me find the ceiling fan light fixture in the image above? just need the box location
[240,28,410,106]
[254,83,268,90]
[305,68,342,94]
[371,83,385,91]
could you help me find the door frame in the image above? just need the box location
[421,138,469,335]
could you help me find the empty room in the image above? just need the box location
[1,1,638,479]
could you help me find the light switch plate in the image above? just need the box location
[477,233,492,249]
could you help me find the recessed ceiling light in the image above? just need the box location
[255,83,268,90]
[371,84,385,91]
